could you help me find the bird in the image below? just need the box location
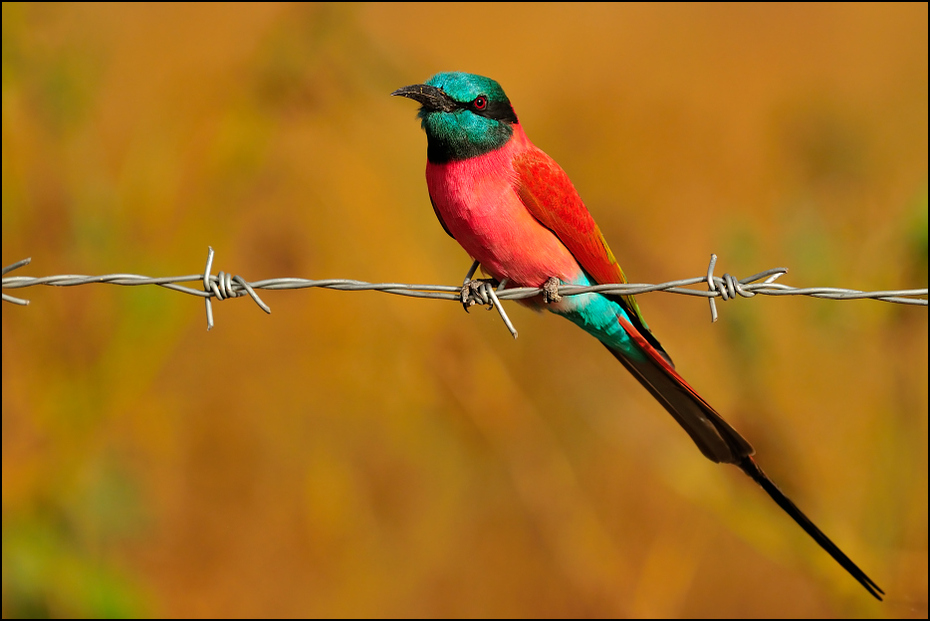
[392,71,883,600]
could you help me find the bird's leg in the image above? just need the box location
[460,260,500,312]
[542,277,562,304]
[461,259,481,285]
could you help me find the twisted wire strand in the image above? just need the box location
[3,248,927,333]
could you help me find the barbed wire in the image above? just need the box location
[3,248,927,337]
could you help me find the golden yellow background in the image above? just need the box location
[2,3,927,617]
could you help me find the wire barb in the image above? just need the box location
[201,247,271,331]
[2,257,33,305]
[2,249,927,331]
[706,254,788,322]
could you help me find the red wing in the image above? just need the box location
[512,148,665,356]
[512,149,624,287]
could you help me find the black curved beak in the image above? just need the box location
[391,84,457,113]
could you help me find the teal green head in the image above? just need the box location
[392,72,518,163]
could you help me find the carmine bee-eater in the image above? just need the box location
[393,71,882,599]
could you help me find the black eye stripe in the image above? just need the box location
[458,95,518,124]
[434,87,517,124]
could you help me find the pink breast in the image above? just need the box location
[425,129,583,288]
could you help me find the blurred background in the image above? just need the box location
[2,3,926,617]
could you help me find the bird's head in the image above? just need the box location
[392,72,518,163]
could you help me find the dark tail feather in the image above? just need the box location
[738,455,884,600]
[604,314,884,599]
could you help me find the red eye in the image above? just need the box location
[473,95,488,110]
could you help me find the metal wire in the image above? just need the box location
[2,248,927,334]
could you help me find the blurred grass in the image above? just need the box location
[2,3,927,618]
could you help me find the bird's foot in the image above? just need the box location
[542,277,562,304]
[461,278,500,312]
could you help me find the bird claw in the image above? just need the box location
[542,277,562,303]
[461,278,499,312]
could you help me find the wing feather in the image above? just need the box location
[512,148,671,362]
